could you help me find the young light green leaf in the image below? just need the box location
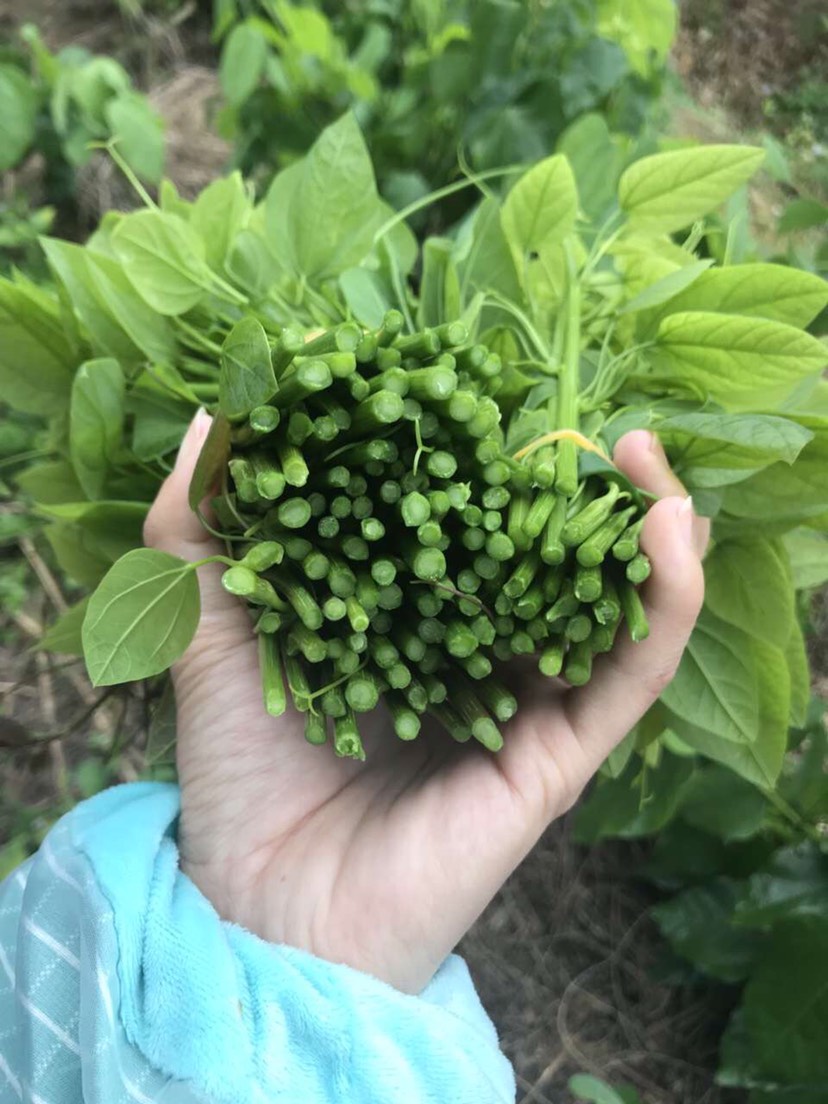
[70,358,126,500]
[417,237,461,329]
[650,312,827,410]
[501,154,578,264]
[219,316,277,420]
[619,145,765,233]
[619,259,713,315]
[457,197,522,305]
[568,1073,627,1104]
[219,21,268,106]
[644,263,828,331]
[265,113,384,282]
[225,228,283,298]
[661,608,759,745]
[704,538,794,647]
[190,172,252,272]
[38,597,90,656]
[111,210,212,315]
[82,548,201,686]
[189,413,231,512]
[86,250,177,362]
[105,92,165,183]
[597,0,677,76]
[0,277,76,415]
[557,113,626,222]
[0,63,38,171]
[339,267,391,329]
[782,528,828,590]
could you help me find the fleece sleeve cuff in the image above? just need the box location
[0,782,515,1104]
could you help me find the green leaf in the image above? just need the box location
[225,228,283,298]
[736,845,828,927]
[650,312,827,411]
[670,636,788,788]
[70,358,126,500]
[645,263,828,330]
[661,608,759,745]
[105,93,165,184]
[457,197,522,306]
[85,250,177,363]
[779,198,828,234]
[38,597,90,656]
[45,505,146,588]
[339,267,391,329]
[652,878,761,982]
[619,259,714,315]
[189,414,231,512]
[219,21,268,107]
[596,0,677,75]
[219,316,276,421]
[16,461,85,505]
[111,210,212,315]
[0,63,38,171]
[679,766,768,842]
[556,113,625,223]
[782,529,828,590]
[574,749,696,843]
[0,278,76,415]
[742,917,828,1087]
[190,172,252,272]
[785,621,809,728]
[619,145,766,234]
[82,548,201,686]
[265,113,384,282]
[417,237,460,329]
[721,419,828,528]
[501,154,578,266]
[704,538,794,647]
[568,1073,627,1104]
[660,413,813,478]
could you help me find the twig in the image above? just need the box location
[20,537,68,613]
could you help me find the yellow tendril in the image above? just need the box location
[512,429,611,464]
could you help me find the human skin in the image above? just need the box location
[144,413,708,995]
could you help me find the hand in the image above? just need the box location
[144,415,708,994]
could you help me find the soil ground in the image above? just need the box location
[2,1,826,1100]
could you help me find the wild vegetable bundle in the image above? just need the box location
[5,115,827,782]
[130,312,650,757]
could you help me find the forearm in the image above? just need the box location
[0,782,515,1104]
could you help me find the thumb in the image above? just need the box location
[143,409,248,627]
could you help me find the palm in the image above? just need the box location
[147,417,707,993]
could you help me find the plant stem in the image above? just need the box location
[555,242,580,495]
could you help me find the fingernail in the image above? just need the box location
[175,409,210,471]
[677,495,695,547]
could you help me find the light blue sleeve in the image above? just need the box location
[0,782,515,1104]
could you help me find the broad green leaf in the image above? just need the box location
[339,267,391,329]
[265,113,384,282]
[661,609,759,745]
[191,172,251,272]
[671,636,788,788]
[597,0,676,75]
[742,917,828,1087]
[70,359,126,500]
[619,259,713,315]
[457,197,522,306]
[86,251,177,362]
[41,237,144,365]
[736,844,828,927]
[0,63,38,171]
[0,278,76,415]
[721,419,828,528]
[219,21,268,106]
[16,461,85,505]
[779,198,828,234]
[619,145,765,234]
[568,1073,626,1104]
[574,750,696,843]
[417,237,460,329]
[679,766,768,842]
[556,113,625,223]
[105,92,165,184]
[782,529,828,590]
[659,412,812,476]
[225,228,283,298]
[219,316,276,420]
[38,597,89,656]
[45,507,145,588]
[650,312,827,411]
[645,263,828,331]
[83,548,201,686]
[501,154,578,267]
[111,210,212,315]
[652,878,761,982]
[128,379,193,460]
[704,538,794,647]
[189,414,231,512]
